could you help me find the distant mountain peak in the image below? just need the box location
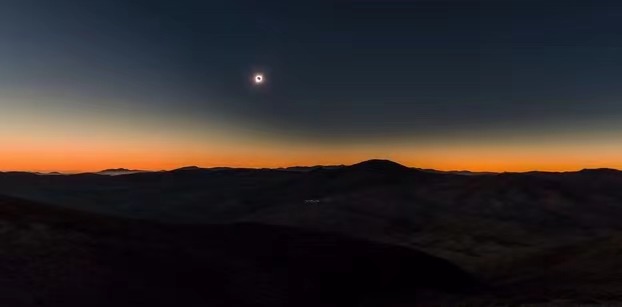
[173,166,202,171]
[579,168,621,174]
[280,165,345,172]
[349,159,409,171]
[95,168,147,176]
[100,168,134,172]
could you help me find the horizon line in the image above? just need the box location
[1,159,620,175]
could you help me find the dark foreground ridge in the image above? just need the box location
[3,160,622,303]
[0,194,478,307]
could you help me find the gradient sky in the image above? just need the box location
[2,0,622,172]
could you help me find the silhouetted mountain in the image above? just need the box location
[579,167,621,174]
[95,168,148,176]
[415,168,497,176]
[32,171,65,176]
[173,166,203,171]
[348,159,411,172]
[0,171,40,178]
[0,194,478,307]
[279,165,345,172]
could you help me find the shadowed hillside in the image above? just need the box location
[0,194,478,307]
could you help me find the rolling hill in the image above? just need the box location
[2,160,622,303]
[0,194,479,307]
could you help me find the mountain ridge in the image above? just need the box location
[5,159,622,176]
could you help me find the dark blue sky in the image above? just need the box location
[2,0,622,171]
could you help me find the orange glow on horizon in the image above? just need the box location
[3,94,622,173]
[3,141,622,173]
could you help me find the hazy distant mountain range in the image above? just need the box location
[11,162,501,176]
[2,159,622,304]
[24,162,612,177]
[93,168,150,176]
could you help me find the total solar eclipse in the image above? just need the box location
[254,74,264,84]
